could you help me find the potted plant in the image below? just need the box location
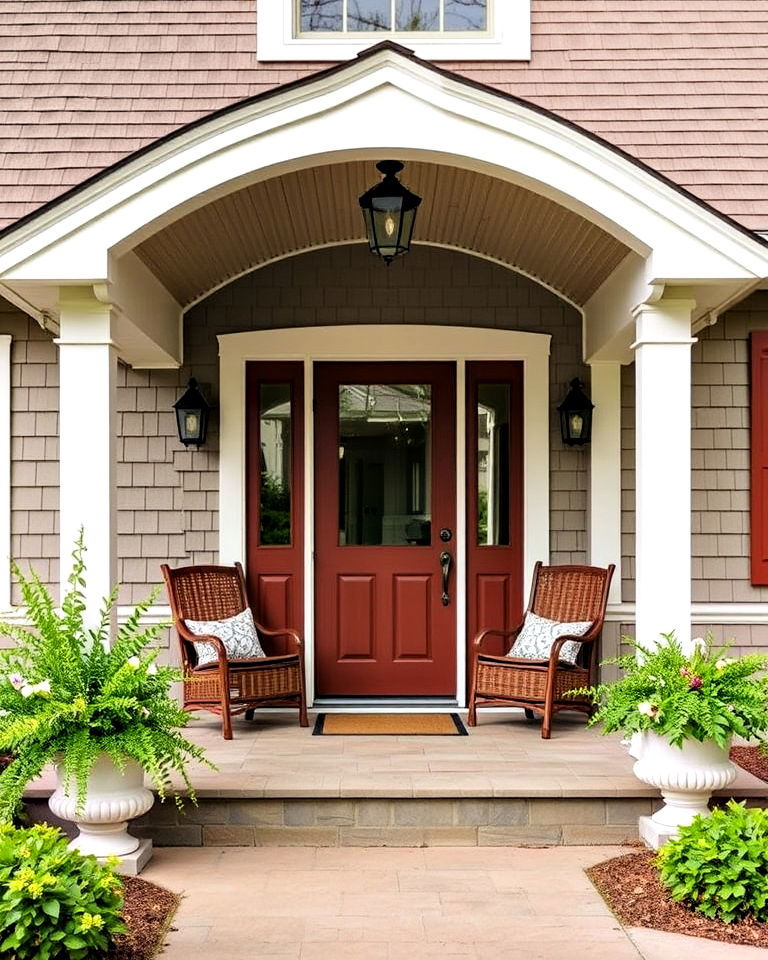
[0,534,213,861]
[575,633,768,833]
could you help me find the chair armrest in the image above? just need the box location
[546,626,599,669]
[175,622,229,669]
[254,624,304,656]
[473,625,522,653]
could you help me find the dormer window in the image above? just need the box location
[299,0,487,35]
[257,1,530,61]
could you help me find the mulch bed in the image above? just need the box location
[587,851,768,948]
[109,877,179,960]
[731,745,768,782]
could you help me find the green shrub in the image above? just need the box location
[0,822,124,958]
[657,800,768,923]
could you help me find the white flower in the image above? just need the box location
[147,663,158,676]
[637,701,659,720]
[126,657,141,669]
[20,680,51,697]
[0,709,9,717]
[716,657,736,670]
[7,674,24,690]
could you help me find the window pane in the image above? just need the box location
[300,0,343,31]
[259,384,292,545]
[339,384,431,545]
[477,383,510,546]
[348,0,391,30]
[444,0,486,30]
[396,0,439,30]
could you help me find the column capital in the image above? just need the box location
[631,297,697,350]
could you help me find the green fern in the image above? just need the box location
[570,632,768,747]
[0,532,214,822]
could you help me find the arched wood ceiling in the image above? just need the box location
[135,160,630,307]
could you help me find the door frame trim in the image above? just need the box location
[219,325,551,705]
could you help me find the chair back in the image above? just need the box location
[161,562,249,625]
[528,562,614,627]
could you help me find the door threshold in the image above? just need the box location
[313,697,460,712]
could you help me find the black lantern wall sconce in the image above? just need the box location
[173,378,211,447]
[359,160,422,265]
[558,378,594,446]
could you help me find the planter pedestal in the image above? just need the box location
[48,755,155,875]
[632,732,736,849]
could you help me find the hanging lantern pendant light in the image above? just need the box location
[359,160,422,265]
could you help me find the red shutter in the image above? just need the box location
[751,332,768,584]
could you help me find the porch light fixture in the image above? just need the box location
[173,378,211,447]
[558,378,594,446]
[359,160,422,265]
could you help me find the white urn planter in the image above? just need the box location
[48,754,154,866]
[633,731,737,840]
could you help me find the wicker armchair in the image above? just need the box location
[467,562,614,739]
[161,562,308,739]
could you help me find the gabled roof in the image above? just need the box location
[2,1,768,232]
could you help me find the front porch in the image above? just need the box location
[28,711,768,847]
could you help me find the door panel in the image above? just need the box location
[466,362,524,666]
[315,362,456,696]
[245,362,304,649]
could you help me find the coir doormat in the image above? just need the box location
[312,713,468,736]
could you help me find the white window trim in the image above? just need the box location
[257,1,531,61]
[218,324,550,705]
[0,335,10,612]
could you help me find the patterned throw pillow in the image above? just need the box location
[184,607,266,666]
[508,611,592,667]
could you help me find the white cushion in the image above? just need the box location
[508,611,592,666]
[184,607,266,666]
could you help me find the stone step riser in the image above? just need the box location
[132,797,656,847]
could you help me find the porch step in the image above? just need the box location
[97,796,658,848]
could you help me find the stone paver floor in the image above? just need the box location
[144,845,766,959]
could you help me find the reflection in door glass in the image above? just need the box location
[477,383,510,545]
[259,384,292,545]
[339,384,431,545]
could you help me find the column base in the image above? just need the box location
[639,815,678,850]
[100,838,153,876]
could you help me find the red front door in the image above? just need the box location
[314,362,457,696]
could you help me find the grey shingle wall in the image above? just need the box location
[0,301,59,601]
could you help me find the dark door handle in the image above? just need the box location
[439,551,453,606]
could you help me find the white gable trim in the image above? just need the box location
[0,47,767,299]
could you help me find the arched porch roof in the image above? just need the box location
[0,41,767,367]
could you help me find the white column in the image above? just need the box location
[588,361,623,603]
[632,298,696,648]
[0,335,11,611]
[56,288,118,632]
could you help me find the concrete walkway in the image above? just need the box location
[143,845,766,959]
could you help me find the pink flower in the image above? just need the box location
[7,674,24,690]
[689,676,703,690]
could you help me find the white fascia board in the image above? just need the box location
[257,3,531,61]
[0,48,767,288]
